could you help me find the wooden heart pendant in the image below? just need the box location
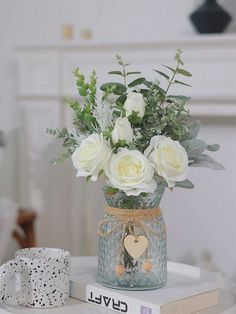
[124,235,148,260]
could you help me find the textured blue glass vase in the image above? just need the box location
[97,186,167,290]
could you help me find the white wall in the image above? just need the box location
[163,116,236,279]
[1,0,235,199]
[0,0,236,279]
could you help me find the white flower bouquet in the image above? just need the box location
[48,50,223,198]
[48,50,224,290]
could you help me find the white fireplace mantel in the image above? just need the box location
[16,34,236,117]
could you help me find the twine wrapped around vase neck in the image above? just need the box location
[98,207,165,238]
[105,206,161,217]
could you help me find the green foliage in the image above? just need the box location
[106,55,143,88]
[153,70,169,80]
[177,68,192,77]
[174,80,192,87]
[104,186,119,195]
[46,128,78,163]
[48,50,222,176]
[126,71,142,75]
[207,144,220,152]
[181,139,208,158]
[74,68,97,103]
[100,82,126,95]
[128,77,146,87]
[189,154,225,170]
[168,95,191,103]
[175,49,184,65]
[175,179,194,189]
[128,111,142,125]
[183,119,201,140]
[108,71,123,76]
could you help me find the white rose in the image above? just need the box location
[111,117,133,144]
[105,148,156,196]
[144,135,188,188]
[123,92,146,118]
[72,133,111,181]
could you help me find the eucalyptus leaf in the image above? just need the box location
[207,144,220,152]
[139,89,150,95]
[162,65,176,73]
[128,77,146,87]
[126,71,142,75]
[182,139,207,158]
[177,68,192,77]
[144,80,165,94]
[174,80,191,87]
[108,71,123,76]
[153,84,165,94]
[116,94,127,106]
[143,80,152,88]
[175,179,194,189]
[189,154,225,170]
[153,70,169,80]
[100,82,126,95]
[168,95,191,102]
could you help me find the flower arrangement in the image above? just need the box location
[48,50,224,290]
[48,50,223,197]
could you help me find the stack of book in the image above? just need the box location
[70,257,222,314]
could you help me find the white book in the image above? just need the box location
[70,257,221,314]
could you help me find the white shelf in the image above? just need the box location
[16,36,236,118]
[15,34,236,51]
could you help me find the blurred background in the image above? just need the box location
[0,0,235,282]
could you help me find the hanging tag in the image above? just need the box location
[124,235,148,260]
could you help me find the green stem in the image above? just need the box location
[164,62,179,97]
[123,66,127,88]
[160,60,180,106]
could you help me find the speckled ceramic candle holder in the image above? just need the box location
[0,247,71,308]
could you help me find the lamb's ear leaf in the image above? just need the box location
[175,179,194,189]
[181,139,207,158]
[207,144,220,152]
[189,154,225,170]
[183,119,201,140]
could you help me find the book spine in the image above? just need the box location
[70,282,160,314]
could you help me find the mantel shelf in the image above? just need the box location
[15,34,236,51]
[16,35,236,118]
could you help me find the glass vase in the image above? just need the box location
[97,185,167,290]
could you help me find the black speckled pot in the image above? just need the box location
[0,247,71,308]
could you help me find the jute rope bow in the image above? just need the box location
[98,207,165,239]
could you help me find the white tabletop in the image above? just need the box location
[1,257,235,314]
